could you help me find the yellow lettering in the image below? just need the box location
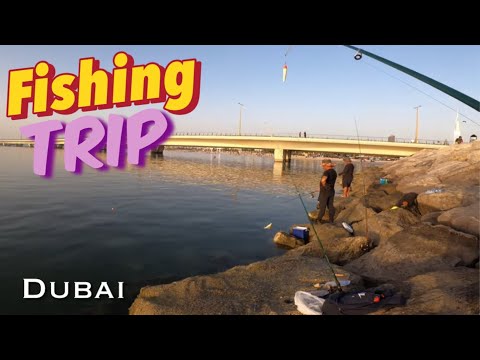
[33,62,50,114]
[164,60,198,114]
[51,74,76,112]
[7,68,34,118]
[131,64,162,102]
[78,58,109,108]
[112,52,129,104]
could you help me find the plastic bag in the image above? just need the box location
[294,291,325,315]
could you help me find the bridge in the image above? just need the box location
[160,134,445,161]
[0,134,446,162]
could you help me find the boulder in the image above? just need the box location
[129,250,362,315]
[352,207,420,246]
[439,161,480,186]
[417,186,477,214]
[426,160,471,178]
[345,223,479,283]
[273,232,304,249]
[396,174,442,194]
[378,268,479,315]
[368,182,398,195]
[361,189,404,212]
[467,149,480,164]
[309,223,353,243]
[295,235,372,265]
[420,211,443,225]
[335,198,378,224]
[437,202,480,237]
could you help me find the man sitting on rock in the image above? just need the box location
[392,192,421,216]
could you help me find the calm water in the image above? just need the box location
[0,147,358,314]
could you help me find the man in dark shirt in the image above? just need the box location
[339,156,354,198]
[394,192,421,215]
[316,159,337,223]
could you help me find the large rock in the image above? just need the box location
[417,186,479,214]
[308,223,353,242]
[345,223,479,283]
[129,251,362,315]
[420,211,443,225]
[273,232,304,249]
[368,182,399,195]
[295,235,372,265]
[439,161,480,186]
[396,174,442,194]
[378,268,479,315]
[467,149,480,164]
[351,207,420,246]
[361,189,404,212]
[382,143,480,193]
[335,198,378,224]
[426,160,471,178]
[437,202,480,237]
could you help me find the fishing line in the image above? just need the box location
[293,182,343,291]
[354,117,370,239]
[284,45,293,58]
[361,60,480,127]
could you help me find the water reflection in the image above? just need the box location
[0,147,376,314]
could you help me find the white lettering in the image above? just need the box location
[75,282,92,298]
[95,282,114,299]
[22,280,125,299]
[23,278,46,299]
[118,282,124,299]
[51,281,69,299]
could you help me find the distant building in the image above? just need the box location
[388,135,395,142]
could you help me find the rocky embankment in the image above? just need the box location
[130,142,479,315]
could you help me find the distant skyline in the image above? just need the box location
[0,45,479,142]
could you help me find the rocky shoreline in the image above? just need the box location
[129,142,479,315]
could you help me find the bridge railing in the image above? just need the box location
[0,133,448,145]
[169,132,447,145]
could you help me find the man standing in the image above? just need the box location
[339,157,354,198]
[316,159,337,223]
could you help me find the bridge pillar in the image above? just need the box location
[286,150,292,163]
[274,148,285,162]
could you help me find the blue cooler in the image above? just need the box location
[292,226,309,241]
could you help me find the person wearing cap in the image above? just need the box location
[316,159,338,224]
[339,156,354,198]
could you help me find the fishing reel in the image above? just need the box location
[354,50,363,61]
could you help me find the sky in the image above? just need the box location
[0,45,479,142]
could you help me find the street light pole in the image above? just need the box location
[414,105,421,143]
[238,103,245,135]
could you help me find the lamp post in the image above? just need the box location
[238,102,245,135]
[414,105,421,143]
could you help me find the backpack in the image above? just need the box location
[321,289,406,315]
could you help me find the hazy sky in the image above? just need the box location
[0,45,478,142]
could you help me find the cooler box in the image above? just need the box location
[292,226,309,241]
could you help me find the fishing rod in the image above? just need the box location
[344,45,480,113]
[293,182,343,292]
